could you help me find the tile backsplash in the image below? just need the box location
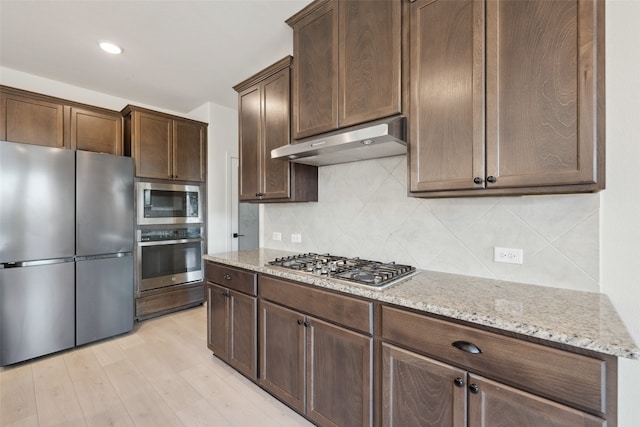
[262,156,599,292]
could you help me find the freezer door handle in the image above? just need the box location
[75,252,132,262]
[1,257,75,268]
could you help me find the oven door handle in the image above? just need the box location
[137,238,203,246]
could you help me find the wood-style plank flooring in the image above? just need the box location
[0,304,313,427]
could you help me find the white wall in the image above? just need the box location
[601,1,640,425]
[0,67,199,118]
[204,103,239,254]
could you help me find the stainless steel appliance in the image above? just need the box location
[137,226,204,292]
[136,182,202,225]
[0,141,134,366]
[268,253,417,289]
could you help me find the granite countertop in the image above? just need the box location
[204,248,640,360]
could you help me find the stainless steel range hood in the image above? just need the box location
[271,115,406,166]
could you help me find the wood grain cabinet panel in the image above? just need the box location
[288,0,401,140]
[206,263,257,381]
[173,119,205,182]
[468,375,605,427]
[258,276,373,426]
[339,0,401,128]
[259,300,306,412]
[381,305,615,425]
[306,317,372,427]
[382,343,467,427]
[122,105,206,182]
[408,0,605,197]
[0,91,65,148]
[70,107,123,155]
[234,57,318,203]
[1,86,123,154]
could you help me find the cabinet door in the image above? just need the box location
[292,0,339,139]
[207,284,229,360]
[0,92,65,148]
[70,107,122,155]
[258,300,306,413]
[228,290,257,380]
[382,343,467,427]
[173,120,205,182]
[306,317,372,427]
[485,0,599,188]
[339,0,401,128]
[238,85,262,200]
[134,111,172,179]
[468,374,605,427]
[409,0,485,192]
[261,68,291,200]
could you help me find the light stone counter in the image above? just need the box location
[204,248,639,360]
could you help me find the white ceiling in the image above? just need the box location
[0,0,310,113]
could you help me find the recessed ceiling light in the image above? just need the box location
[99,41,123,55]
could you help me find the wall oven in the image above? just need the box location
[136,182,202,225]
[137,226,204,292]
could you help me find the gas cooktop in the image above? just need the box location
[267,253,417,289]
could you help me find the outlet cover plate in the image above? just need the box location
[272,232,282,241]
[494,247,523,264]
[291,233,302,243]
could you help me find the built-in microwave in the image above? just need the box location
[136,182,202,225]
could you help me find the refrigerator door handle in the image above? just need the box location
[75,252,133,262]
[1,257,75,268]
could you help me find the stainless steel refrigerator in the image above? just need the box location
[0,141,134,366]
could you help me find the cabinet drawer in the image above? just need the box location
[381,305,606,416]
[259,275,373,335]
[205,262,257,296]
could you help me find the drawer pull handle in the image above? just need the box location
[452,340,482,354]
[469,384,480,394]
[223,274,232,280]
[453,377,464,387]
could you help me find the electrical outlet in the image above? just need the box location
[272,232,282,241]
[291,233,302,243]
[494,247,523,264]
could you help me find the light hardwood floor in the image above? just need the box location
[0,304,313,427]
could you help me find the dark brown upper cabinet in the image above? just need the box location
[408,0,605,197]
[122,105,206,182]
[287,0,402,140]
[233,57,318,203]
[0,86,123,155]
[70,107,123,155]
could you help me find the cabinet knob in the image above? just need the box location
[473,177,483,184]
[297,319,304,325]
[486,176,497,183]
[469,384,479,394]
[453,377,464,388]
[223,291,230,297]
[303,321,311,328]
[223,274,232,280]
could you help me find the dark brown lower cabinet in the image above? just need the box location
[259,300,372,427]
[468,374,605,427]
[382,343,467,427]
[206,283,257,380]
[382,343,606,427]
